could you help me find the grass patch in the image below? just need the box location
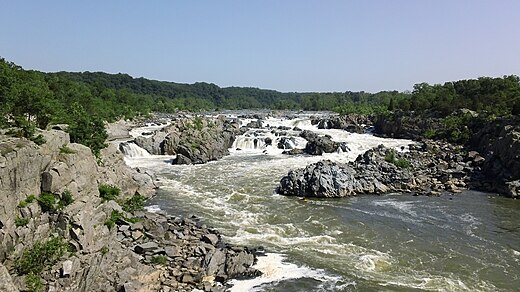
[59,145,76,154]
[18,195,37,208]
[26,272,43,292]
[15,216,29,227]
[58,190,74,209]
[37,193,57,213]
[385,149,411,169]
[104,210,124,230]
[99,184,121,202]
[15,237,68,275]
[151,255,168,265]
[121,194,146,213]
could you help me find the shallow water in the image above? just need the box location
[123,114,520,291]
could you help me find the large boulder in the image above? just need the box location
[300,130,339,155]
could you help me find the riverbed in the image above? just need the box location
[123,113,520,291]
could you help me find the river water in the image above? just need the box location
[122,113,520,291]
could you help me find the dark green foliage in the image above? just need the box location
[15,237,68,275]
[151,255,168,265]
[26,195,36,203]
[15,216,29,227]
[98,184,121,202]
[37,193,57,213]
[26,273,43,292]
[18,200,28,208]
[385,150,411,169]
[105,210,124,230]
[58,190,74,209]
[121,194,146,213]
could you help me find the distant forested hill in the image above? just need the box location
[1,56,519,154]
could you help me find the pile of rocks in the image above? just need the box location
[277,141,485,198]
[115,211,259,292]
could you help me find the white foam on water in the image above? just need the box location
[229,253,354,292]
[144,205,161,213]
[119,142,151,158]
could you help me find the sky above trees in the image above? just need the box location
[1,0,519,93]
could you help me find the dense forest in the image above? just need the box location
[1,56,519,154]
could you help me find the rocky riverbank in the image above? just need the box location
[277,140,484,197]
[0,122,258,291]
[373,111,520,198]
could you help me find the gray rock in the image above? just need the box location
[134,242,159,254]
[61,260,73,277]
[202,234,219,246]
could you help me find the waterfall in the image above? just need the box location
[233,136,268,150]
[119,142,151,158]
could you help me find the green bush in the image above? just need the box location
[26,195,36,203]
[15,216,29,227]
[30,134,46,146]
[58,190,74,209]
[385,149,411,169]
[15,237,68,275]
[121,194,146,213]
[105,210,124,230]
[37,193,57,213]
[99,184,121,202]
[18,200,28,208]
[26,273,43,292]
[151,255,168,265]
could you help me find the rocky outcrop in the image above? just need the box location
[0,125,258,292]
[312,113,373,133]
[470,120,520,198]
[277,141,481,197]
[300,130,339,155]
[134,116,240,165]
[373,111,443,140]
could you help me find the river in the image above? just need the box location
[122,113,520,291]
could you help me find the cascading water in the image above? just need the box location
[119,142,151,158]
[123,112,520,291]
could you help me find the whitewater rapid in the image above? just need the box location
[120,113,520,291]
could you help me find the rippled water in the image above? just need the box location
[124,114,520,291]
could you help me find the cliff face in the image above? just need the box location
[0,125,258,291]
[0,129,159,291]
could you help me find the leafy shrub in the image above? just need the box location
[121,194,146,213]
[385,149,411,169]
[105,210,124,230]
[18,200,28,208]
[18,195,37,208]
[30,134,46,146]
[59,145,76,154]
[58,190,74,209]
[26,273,43,292]
[99,184,121,202]
[15,237,68,275]
[15,216,29,227]
[37,193,57,213]
[151,255,168,265]
[26,195,36,203]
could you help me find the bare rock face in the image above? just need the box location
[133,116,241,165]
[299,130,339,155]
[277,142,480,198]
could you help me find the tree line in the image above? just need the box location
[1,56,519,154]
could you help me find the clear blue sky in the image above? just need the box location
[1,0,519,92]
